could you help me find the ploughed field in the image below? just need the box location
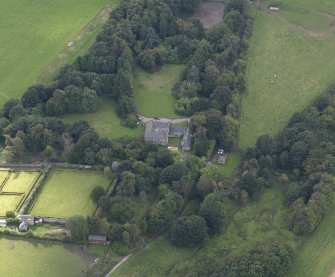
[0,0,117,106]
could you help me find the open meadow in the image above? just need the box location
[0,0,118,106]
[0,237,95,277]
[239,1,335,148]
[30,169,111,218]
[62,97,144,140]
[134,65,184,118]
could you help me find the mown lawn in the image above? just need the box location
[0,237,95,277]
[239,10,335,148]
[134,65,184,118]
[0,0,118,106]
[287,201,335,277]
[30,169,111,218]
[0,195,23,216]
[62,97,144,140]
[2,171,39,193]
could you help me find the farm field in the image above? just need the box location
[30,169,111,218]
[0,170,40,216]
[2,171,39,193]
[134,65,184,118]
[0,195,23,217]
[287,200,335,277]
[0,237,95,277]
[0,0,118,106]
[62,97,145,139]
[239,2,335,148]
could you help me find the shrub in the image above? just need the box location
[90,186,105,203]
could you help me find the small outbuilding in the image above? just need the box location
[269,3,280,11]
[18,221,28,232]
[88,235,107,244]
[0,219,6,227]
[18,215,35,226]
[218,154,227,165]
[111,161,120,171]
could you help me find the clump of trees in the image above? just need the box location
[212,243,295,277]
[170,215,208,246]
[238,83,335,235]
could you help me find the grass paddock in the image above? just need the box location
[2,171,39,193]
[240,6,335,148]
[30,169,111,218]
[0,195,23,216]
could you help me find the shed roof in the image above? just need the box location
[88,235,107,242]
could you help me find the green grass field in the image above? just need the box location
[0,0,118,106]
[30,169,111,218]
[0,237,95,277]
[0,170,9,186]
[0,195,23,216]
[239,4,335,148]
[2,171,39,193]
[134,65,184,118]
[62,97,144,140]
[287,202,335,277]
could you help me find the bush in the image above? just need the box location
[111,241,130,256]
[6,218,20,227]
[5,211,15,218]
[90,186,105,203]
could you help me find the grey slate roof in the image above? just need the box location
[145,121,170,140]
[181,128,192,150]
[144,120,192,150]
[19,221,28,231]
[169,126,188,137]
[88,235,107,242]
[218,154,227,164]
[18,215,35,225]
